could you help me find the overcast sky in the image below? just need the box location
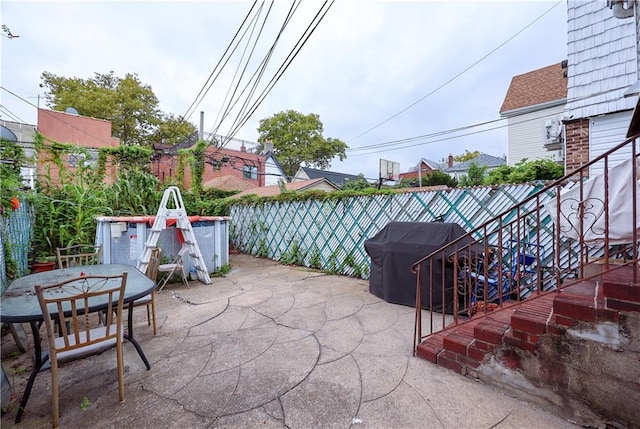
[1,0,567,181]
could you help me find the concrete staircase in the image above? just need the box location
[415,265,640,427]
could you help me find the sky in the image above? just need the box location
[0,0,568,182]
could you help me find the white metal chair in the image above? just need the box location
[157,246,189,291]
[35,273,127,429]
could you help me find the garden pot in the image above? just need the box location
[31,261,56,273]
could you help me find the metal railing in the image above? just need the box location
[412,135,639,353]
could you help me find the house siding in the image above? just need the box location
[565,1,637,119]
[264,157,283,186]
[589,109,634,176]
[507,105,565,166]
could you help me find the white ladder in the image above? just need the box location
[137,186,212,285]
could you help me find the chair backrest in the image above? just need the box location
[146,247,161,283]
[172,246,188,264]
[35,273,127,356]
[56,244,103,269]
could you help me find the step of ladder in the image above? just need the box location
[137,186,212,285]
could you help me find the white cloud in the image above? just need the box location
[1,0,567,179]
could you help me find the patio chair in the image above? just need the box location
[55,244,103,269]
[131,247,160,335]
[35,273,128,429]
[157,246,189,291]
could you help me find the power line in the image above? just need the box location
[181,0,261,123]
[346,0,564,144]
[211,0,302,143]
[222,1,335,144]
[344,87,627,157]
[0,105,26,123]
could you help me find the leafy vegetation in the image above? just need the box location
[452,150,481,163]
[484,158,564,185]
[341,174,374,191]
[40,71,196,146]
[395,170,458,188]
[257,110,348,177]
[0,136,26,217]
[458,162,487,187]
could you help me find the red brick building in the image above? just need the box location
[152,143,267,189]
[36,108,120,184]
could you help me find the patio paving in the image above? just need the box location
[1,253,579,428]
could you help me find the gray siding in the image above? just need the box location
[566,1,637,118]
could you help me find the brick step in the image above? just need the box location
[554,281,619,324]
[415,275,636,375]
[601,264,639,286]
[601,265,640,311]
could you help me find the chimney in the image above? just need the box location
[448,153,454,168]
[240,143,246,153]
[264,141,274,153]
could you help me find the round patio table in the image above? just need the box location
[0,264,155,423]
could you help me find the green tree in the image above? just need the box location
[484,158,564,185]
[453,150,481,163]
[341,174,373,190]
[483,165,514,185]
[40,71,196,147]
[152,113,198,146]
[396,171,457,188]
[458,162,486,187]
[257,110,348,177]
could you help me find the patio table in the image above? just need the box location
[0,264,155,423]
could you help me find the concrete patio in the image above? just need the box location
[1,254,579,428]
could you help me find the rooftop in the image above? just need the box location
[500,62,568,114]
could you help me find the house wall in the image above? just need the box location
[37,109,120,149]
[1,120,37,188]
[564,118,590,175]
[36,109,120,184]
[264,155,284,186]
[565,1,637,119]
[398,161,438,180]
[507,105,564,166]
[563,1,638,173]
[589,110,635,176]
[152,147,266,189]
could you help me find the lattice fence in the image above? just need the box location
[230,183,560,278]
[1,199,32,293]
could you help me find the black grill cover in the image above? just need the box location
[364,222,468,314]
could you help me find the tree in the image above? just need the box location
[341,174,374,191]
[484,158,564,185]
[453,150,481,163]
[396,171,457,188]
[40,71,196,147]
[257,110,348,177]
[458,162,486,187]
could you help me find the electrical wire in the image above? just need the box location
[221,1,335,144]
[181,0,260,123]
[212,1,275,132]
[346,0,564,144]
[0,105,25,123]
[343,87,625,157]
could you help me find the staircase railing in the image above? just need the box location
[412,135,639,354]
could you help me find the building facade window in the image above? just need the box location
[243,165,258,180]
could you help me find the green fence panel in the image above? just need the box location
[229,184,566,279]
